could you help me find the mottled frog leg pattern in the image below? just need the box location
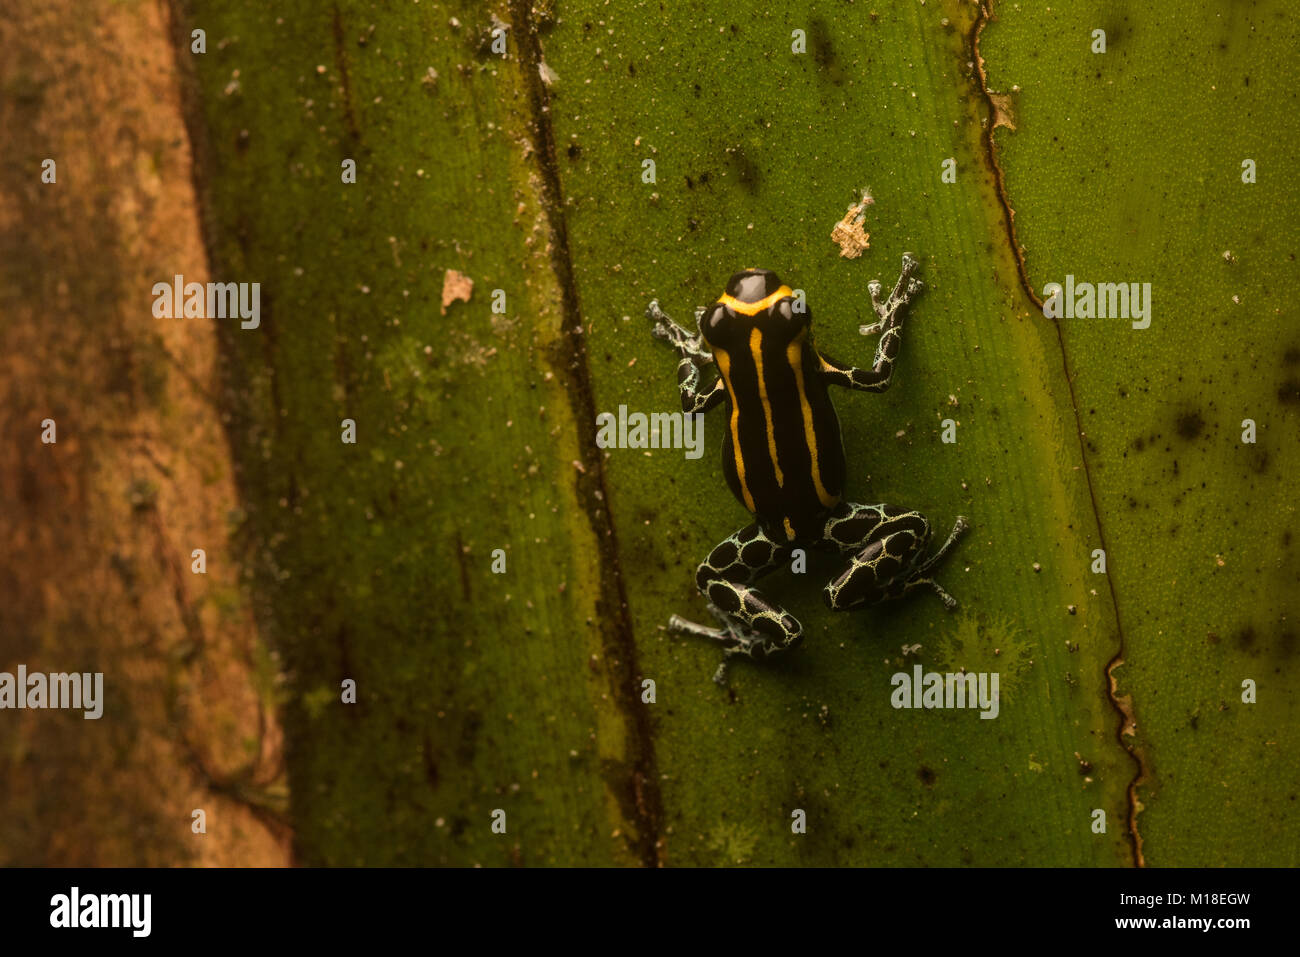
[822,502,970,611]
[820,253,925,393]
[646,299,725,414]
[667,523,800,684]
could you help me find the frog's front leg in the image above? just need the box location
[667,523,801,684]
[822,502,969,611]
[646,300,725,414]
[820,253,924,393]
[647,300,711,360]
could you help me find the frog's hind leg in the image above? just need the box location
[668,523,799,683]
[823,502,969,612]
[898,513,970,607]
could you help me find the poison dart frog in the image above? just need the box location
[647,254,969,683]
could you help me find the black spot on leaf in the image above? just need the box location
[808,18,845,85]
[726,145,761,194]
[1235,626,1257,654]
[1175,411,1205,440]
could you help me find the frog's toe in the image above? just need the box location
[667,613,728,643]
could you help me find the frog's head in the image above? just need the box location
[700,268,809,349]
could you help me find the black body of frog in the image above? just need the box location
[646,256,968,682]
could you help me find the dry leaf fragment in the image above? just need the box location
[441,269,473,315]
[831,189,873,259]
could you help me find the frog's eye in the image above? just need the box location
[773,297,809,327]
[702,302,729,333]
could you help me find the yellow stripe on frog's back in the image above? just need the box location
[749,327,785,489]
[717,284,793,317]
[713,348,756,512]
[786,330,840,508]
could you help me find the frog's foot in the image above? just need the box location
[666,610,764,686]
[824,504,968,612]
[647,299,712,362]
[667,603,766,653]
[860,253,924,336]
[901,514,970,610]
[672,522,802,681]
[668,599,802,685]
[666,611,742,647]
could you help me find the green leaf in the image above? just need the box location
[981,0,1300,865]
[181,0,1294,865]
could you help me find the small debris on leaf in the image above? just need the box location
[441,269,473,315]
[831,188,874,259]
